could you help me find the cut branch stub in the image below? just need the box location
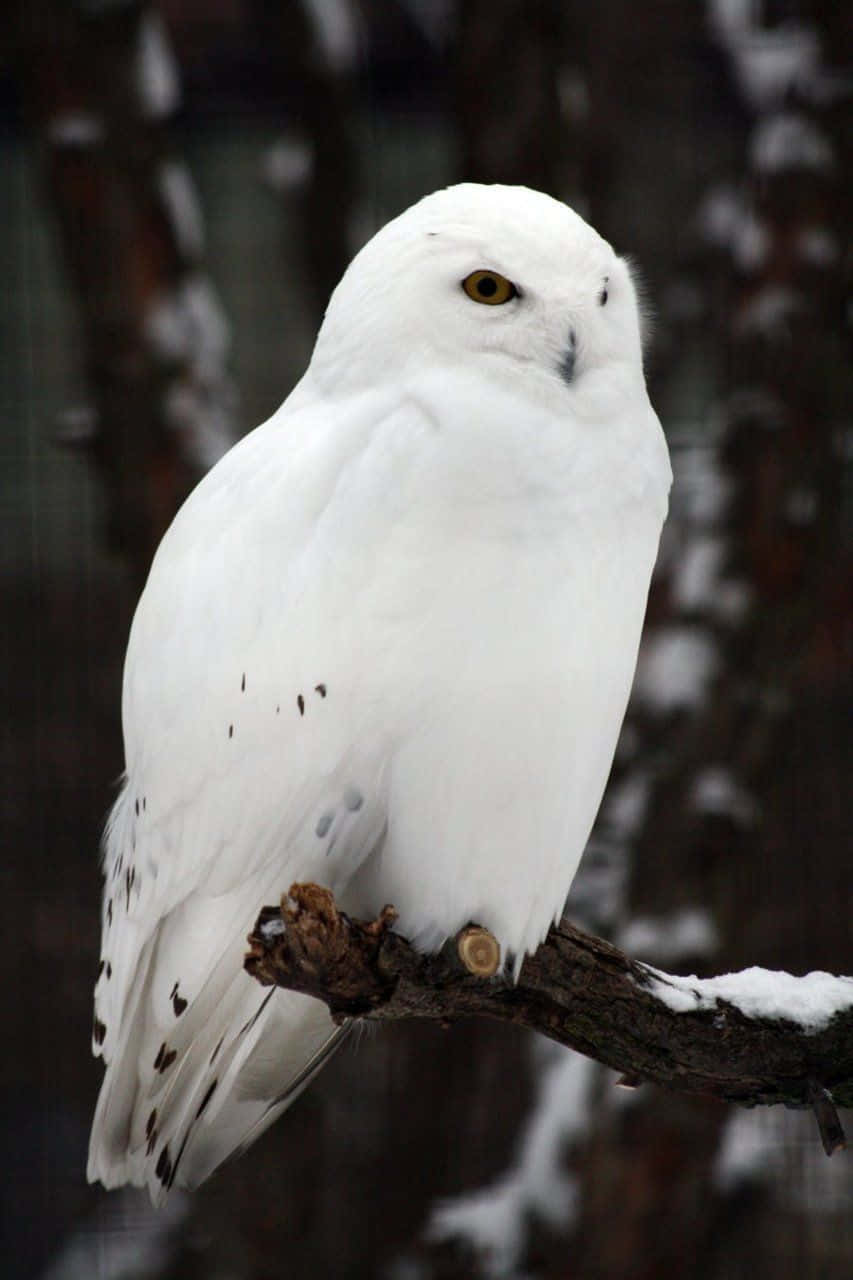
[457,925,501,976]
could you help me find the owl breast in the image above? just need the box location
[343,497,661,963]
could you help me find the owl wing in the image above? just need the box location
[88,386,411,1202]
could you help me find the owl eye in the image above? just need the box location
[462,270,518,305]
[598,278,609,306]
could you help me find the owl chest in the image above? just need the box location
[343,510,657,955]
[338,504,654,733]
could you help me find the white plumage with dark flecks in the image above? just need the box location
[87,182,671,1205]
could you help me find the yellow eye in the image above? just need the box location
[462,270,518,305]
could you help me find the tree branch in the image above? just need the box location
[245,884,853,1153]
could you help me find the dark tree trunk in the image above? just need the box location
[18,0,238,584]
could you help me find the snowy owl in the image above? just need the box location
[88,183,671,1203]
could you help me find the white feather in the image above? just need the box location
[89,183,671,1202]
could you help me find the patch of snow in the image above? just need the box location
[145,276,230,368]
[557,67,590,120]
[303,0,359,72]
[751,113,834,175]
[671,535,725,613]
[667,530,752,625]
[565,834,627,933]
[601,774,650,842]
[426,1050,594,1277]
[633,626,719,714]
[696,184,737,245]
[714,1106,782,1191]
[709,7,822,111]
[47,112,105,147]
[40,1187,188,1280]
[642,965,853,1031]
[620,909,719,965]
[690,767,759,826]
[694,187,768,269]
[427,1178,527,1278]
[715,1107,853,1209]
[263,138,314,191]
[260,917,285,940]
[732,211,770,271]
[707,0,756,38]
[696,185,743,248]
[163,378,236,471]
[144,276,237,467]
[734,286,806,338]
[642,970,702,1013]
[136,11,180,118]
[671,436,733,526]
[509,1052,589,1223]
[709,6,851,107]
[159,162,205,260]
[735,30,819,110]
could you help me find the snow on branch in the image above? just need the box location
[246,884,853,1154]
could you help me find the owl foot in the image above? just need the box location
[245,883,398,1019]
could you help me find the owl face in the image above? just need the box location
[311,184,645,405]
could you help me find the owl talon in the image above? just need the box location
[246,884,399,1015]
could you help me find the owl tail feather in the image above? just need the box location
[87,882,348,1206]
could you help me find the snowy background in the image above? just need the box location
[1,1,851,1277]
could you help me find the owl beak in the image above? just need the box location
[558,329,577,386]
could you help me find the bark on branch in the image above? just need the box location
[245,884,852,1154]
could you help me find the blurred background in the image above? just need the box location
[1,1,851,1276]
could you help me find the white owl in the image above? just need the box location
[88,183,671,1203]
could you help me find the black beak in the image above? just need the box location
[559,329,577,386]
